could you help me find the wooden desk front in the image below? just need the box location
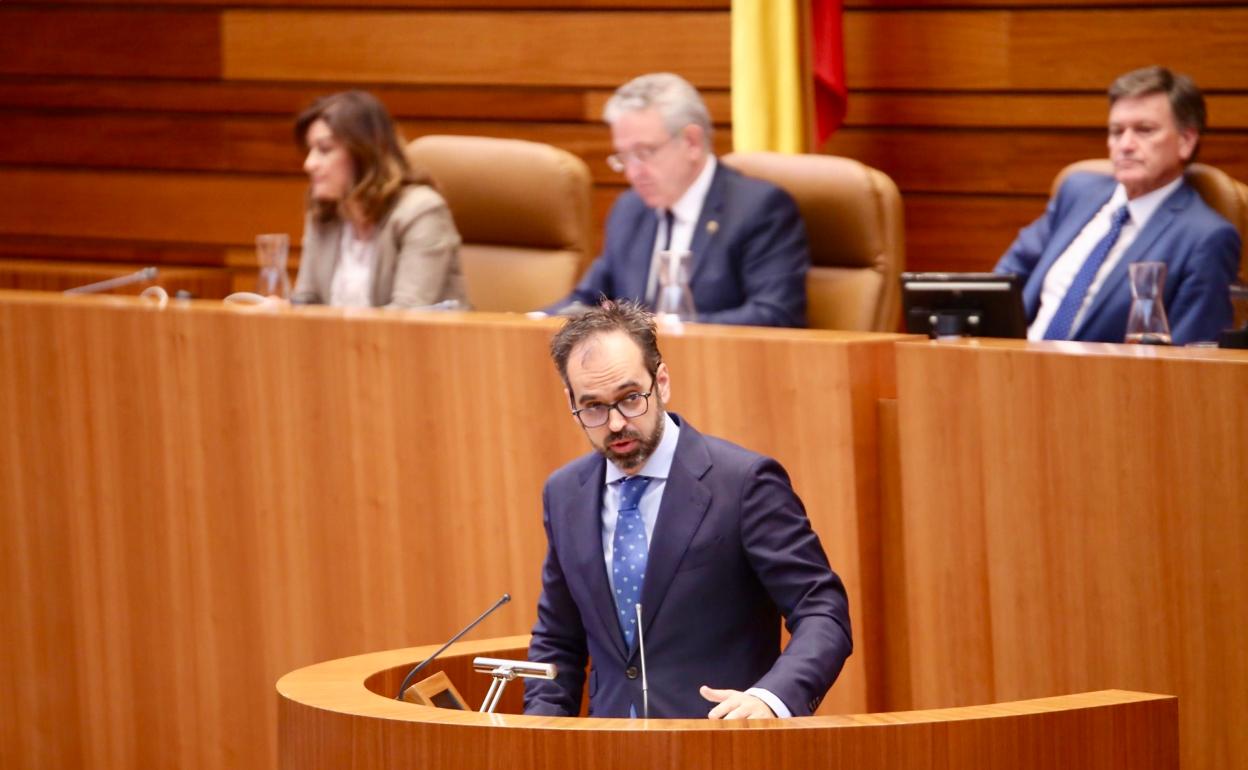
[0,291,903,770]
[893,339,1248,770]
[277,636,1179,770]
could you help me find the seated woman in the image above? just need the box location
[291,90,468,309]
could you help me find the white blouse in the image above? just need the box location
[329,223,379,307]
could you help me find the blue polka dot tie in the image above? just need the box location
[1044,204,1131,340]
[612,475,651,648]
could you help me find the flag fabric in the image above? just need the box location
[731,0,808,153]
[810,0,847,144]
[730,0,846,153]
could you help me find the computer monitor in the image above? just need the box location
[902,272,1028,339]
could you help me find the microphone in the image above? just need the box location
[395,593,511,701]
[635,603,649,719]
[64,266,158,295]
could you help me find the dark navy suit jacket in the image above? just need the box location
[523,415,852,719]
[996,172,1240,344]
[549,163,810,328]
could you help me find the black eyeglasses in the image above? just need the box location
[571,379,655,428]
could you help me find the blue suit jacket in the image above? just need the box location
[996,172,1241,344]
[524,415,852,719]
[550,163,810,327]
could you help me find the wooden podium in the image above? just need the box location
[277,636,1178,770]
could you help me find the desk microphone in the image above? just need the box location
[64,266,158,295]
[395,593,511,701]
[635,603,649,719]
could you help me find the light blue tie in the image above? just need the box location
[612,475,651,647]
[1044,204,1131,340]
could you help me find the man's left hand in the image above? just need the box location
[699,686,776,719]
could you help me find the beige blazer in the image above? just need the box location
[292,185,469,309]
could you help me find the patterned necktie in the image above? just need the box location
[612,475,652,647]
[1044,204,1132,340]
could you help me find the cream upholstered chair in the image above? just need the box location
[1053,159,1248,283]
[722,152,905,331]
[406,135,593,312]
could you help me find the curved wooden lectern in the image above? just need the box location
[277,636,1178,770]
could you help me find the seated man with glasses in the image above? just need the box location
[525,300,852,719]
[541,72,811,327]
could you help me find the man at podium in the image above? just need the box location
[525,301,852,719]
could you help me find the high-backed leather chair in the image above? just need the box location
[722,152,905,331]
[1053,159,1248,283]
[406,135,593,312]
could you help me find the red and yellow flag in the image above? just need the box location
[731,0,846,153]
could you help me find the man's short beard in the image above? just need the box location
[599,403,665,471]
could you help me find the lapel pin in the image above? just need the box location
[706,220,719,235]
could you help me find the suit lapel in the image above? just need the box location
[637,419,712,645]
[570,458,630,660]
[688,165,728,285]
[370,204,400,306]
[1076,183,1191,336]
[625,209,659,302]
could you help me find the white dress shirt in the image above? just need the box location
[644,156,718,303]
[1029,176,1183,340]
[328,223,378,308]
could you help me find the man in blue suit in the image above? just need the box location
[524,301,851,719]
[996,66,1240,345]
[544,73,810,328]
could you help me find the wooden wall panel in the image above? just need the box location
[221,11,730,88]
[5,2,1248,292]
[0,169,304,248]
[0,8,220,78]
[0,260,234,297]
[903,194,1044,273]
[845,9,1248,90]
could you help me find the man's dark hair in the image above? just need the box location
[1109,66,1206,161]
[550,299,663,388]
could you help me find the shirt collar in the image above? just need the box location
[662,155,717,227]
[604,412,680,485]
[1114,175,1184,230]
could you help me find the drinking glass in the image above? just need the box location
[653,250,697,325]
[255,233,291,299]
[1124,261,1171,345]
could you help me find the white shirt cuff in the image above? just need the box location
[745,687,791,718]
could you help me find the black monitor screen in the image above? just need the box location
[902,272,1027,339]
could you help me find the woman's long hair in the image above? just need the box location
[294,90,433,224]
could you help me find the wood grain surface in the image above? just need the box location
[275,636,1180,770]
[5,2,1248,291]
[893,339,1248,770]
[0,291,904,770]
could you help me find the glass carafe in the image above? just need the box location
[1124,261,1171,345]
[653,250,697,324]
[256,233,291,299]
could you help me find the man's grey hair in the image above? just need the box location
[603,73,713,149]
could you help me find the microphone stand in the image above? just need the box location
[64,267,159,295]
[395,593,510,701]
[635,603,649,719]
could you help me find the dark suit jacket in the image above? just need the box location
[524,415,852,719]
[996,172,1241,344]
[548,163,810,328]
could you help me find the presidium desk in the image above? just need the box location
[2,291,1243,770]
[0,291,903,770]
